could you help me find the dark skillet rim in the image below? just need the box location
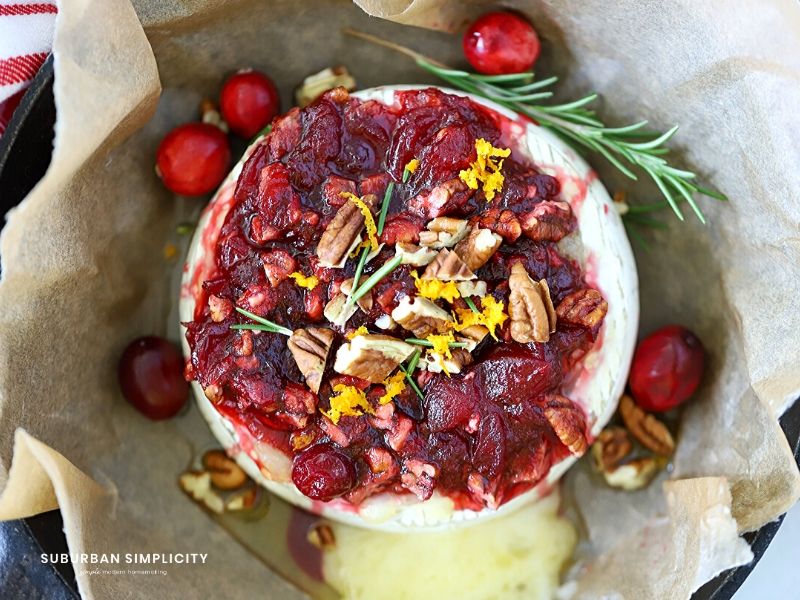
[1,54,798,600]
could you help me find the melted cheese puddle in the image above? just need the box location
[323,491,575,600]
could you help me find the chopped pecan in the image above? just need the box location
[591,427,633,472]
[261,249,297,287]
[316,193,377,267]
[422,348,473,374]
[409,178,470,220]
[296,66,356,108]
[179,471,224,514]
[225,487,259,512]
[333,334,415,383]
[395,242,437,266]
[202,450,249,490]
[422,248,476,281]
[456,324,489,352]
[374,313,396,330]
[543,395,588,456]
[418,217,469,249]
[323,292,357,328]
[208,295,233,322]
[340,276,372,312]
[556,288,608,334]
[456,280,487,298]
[619,395,675,456]
[475,208,521,242]
[386,415,414,452]
[400,459,438,501]
[307,523,337,550]
[508,263,555,343]
[391,295,453,338]
[520,201,577,242]
[287,327,335,394]
[203,384,223,403]
[467,472,500,510]
[602,457,662,491]
[453,227,503,272]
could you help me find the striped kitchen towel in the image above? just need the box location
[0,1,57,135]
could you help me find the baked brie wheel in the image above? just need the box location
[180,85,638,531]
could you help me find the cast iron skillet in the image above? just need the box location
[1,57,799,600]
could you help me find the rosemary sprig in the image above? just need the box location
[343,28,726,224]
[232,307,292,336]
[405,338,468,348]
[399,350,425,400]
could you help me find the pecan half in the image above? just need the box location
[556,288,608,334]
[391,295,453,338]
[202,450,249,490]
[453,227,503,272]
[602,457,662,491]
[520,201,577,242]
[591,427,633,472]
[508,263,555,343]
[288,327,335,393]
[333,334,415,383]
[316,193,377,267]
[395,242,437,266]
[418,216,470,249]
[619,395,675,456]
[422,248,476,281]
[543,395,588,456]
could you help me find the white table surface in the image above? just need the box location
[734,501,800,598]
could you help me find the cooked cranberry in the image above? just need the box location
[118,336,189,420]
[463,12,541,75]
[292,443,357,501]
[220,69,281,138]
[629,325,705,412]
[156,123,230,196]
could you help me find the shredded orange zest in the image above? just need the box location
[427,331,456,360]
[411,270,461,303]
[454,296,508,340]
[288,271,319,290]
[426,331,458,377]
[323,384,373,424]
[340,192,378,251]
[458,138,511,202]
[405,158,420,174]
[379,371,407,404]
[346,326,369,340]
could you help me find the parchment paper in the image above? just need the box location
[1,0,799,598]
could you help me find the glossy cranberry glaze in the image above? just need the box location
[185,88,605,509]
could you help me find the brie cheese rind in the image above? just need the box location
[179,86,639,532]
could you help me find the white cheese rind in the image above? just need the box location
[179,85,639,532]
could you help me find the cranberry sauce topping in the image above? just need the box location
[185,87,606,510]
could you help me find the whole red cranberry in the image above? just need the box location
[463,11,541,75]
[156,123,230,196]
[629,325,705,412]
[292,443,356,501]
[220,70,281,138]
[118,336,189,420]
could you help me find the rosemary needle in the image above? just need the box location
[405,338,468,348]
[233,307,292,336]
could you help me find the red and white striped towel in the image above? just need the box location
[0,1,57,135]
